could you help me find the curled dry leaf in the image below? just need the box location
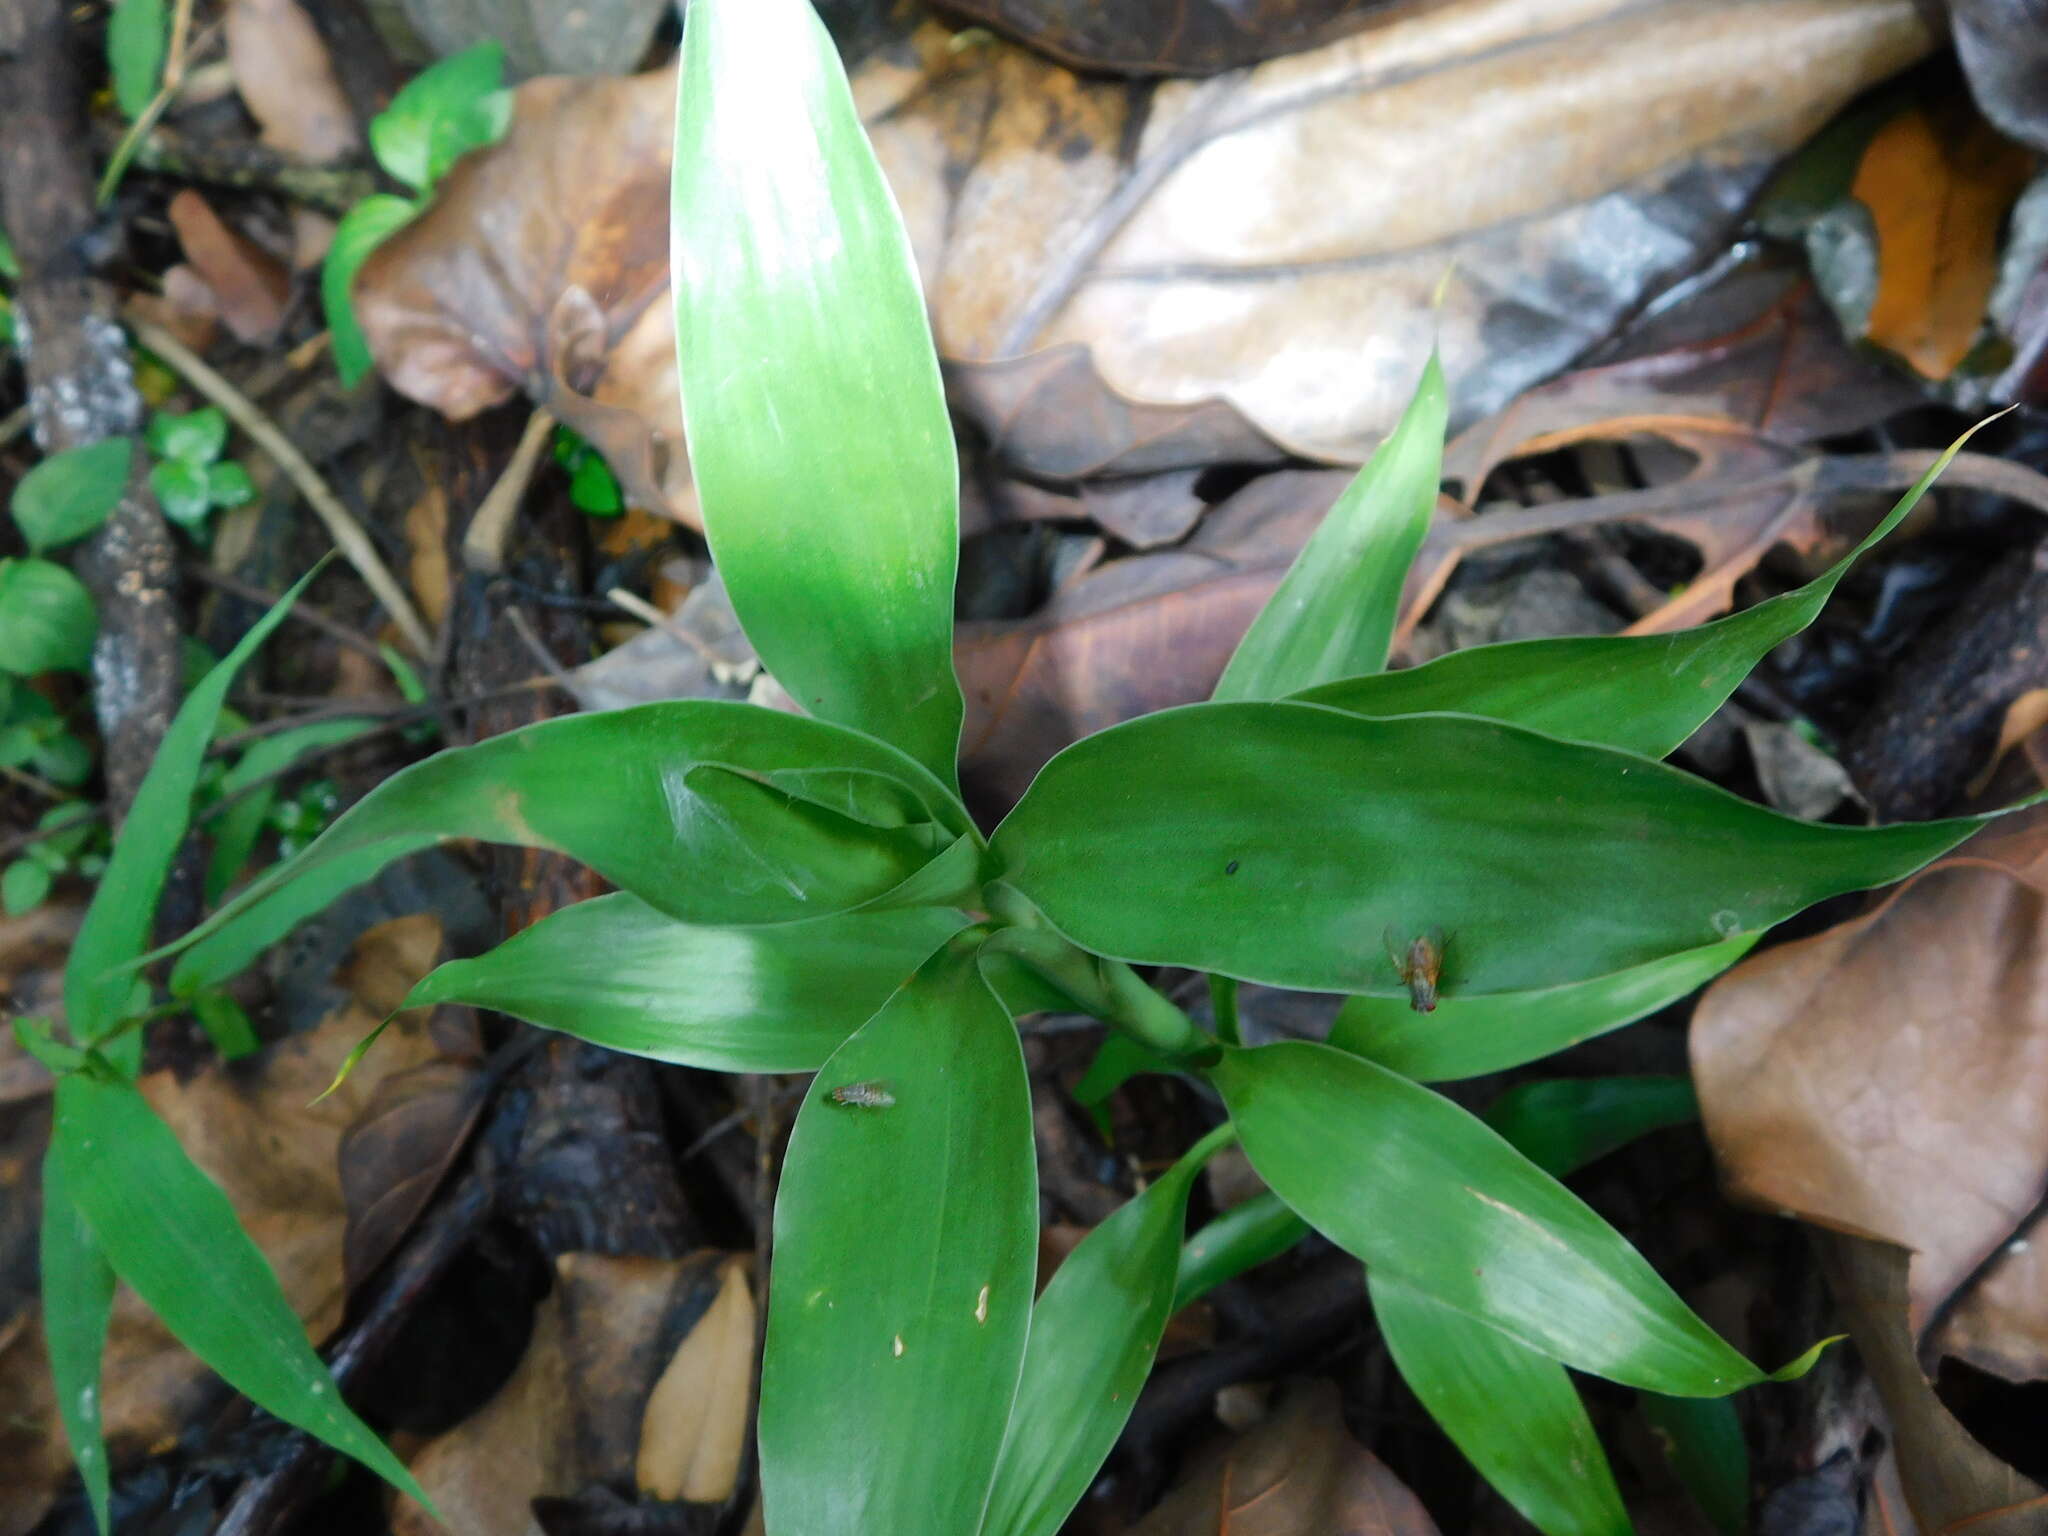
[338,1057,487,1291]
[225,0,362,164]
[933,0,1403,74]
[167,190,291,345]
[394,1250,752,1536]
[1128,1378,1439,1536]
[1692,807,2048,1382]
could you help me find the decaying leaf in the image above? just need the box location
[1128,1379,1439,1535]
[225,0,362,164]
[933,0,1402,74]
[399,0,673,79]
[1692,808,2048,1382]
[394,1250,752,1536]
[338,1056,487,1291]
[0,901,80,1105]
[167,190,292,345]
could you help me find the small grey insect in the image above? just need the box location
[828,1080,896,1109]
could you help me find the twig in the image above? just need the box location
[0,403,31,449]
[182,562,387,660]
[462,407,554,573]
[128,313,434,655]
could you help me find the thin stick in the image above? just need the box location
[182,562,387,660]
[462,407,554,573]
[127,313,435,655]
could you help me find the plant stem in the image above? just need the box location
[1207,973,1241,1046]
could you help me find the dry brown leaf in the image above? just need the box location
[399,0,673,79]
[636,1254,754,1503]
[129,265,223,355]
[338,1057,487,1291]
[394,1250,747,1536]
[1852,100,2036,379]
[167,190,291,345]
[1968,687,2048,797]
[1692,807,2048,1382]
[935,0,1404,74]
[1129,1379,1439,1535]
[225,0,361,164]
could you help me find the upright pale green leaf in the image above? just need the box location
[368,42,507,193]
[54,1073,428,1507]
[1331,936,1753,1082]
[1484,1076,1699,1178]
[67,569,317,1060]
[322,195,418,387]
[107,0,167,119]
[1215,354,1446,701]
[1214,1040,1806,1393]
[0,559,97,676]
[205,716,379,901]
[760,937,1036,1534]
[1370,1274,1631,1536]
[980,1128,1225,1536]
[673,0,964,788]
[11,439,132,554]
[406,896,968,1071]
[40,1149,114,1536]
[993,702,2005,997]
[1174,1191,1310,1312]
[168,701,978,982]
[1293,428,1977,758]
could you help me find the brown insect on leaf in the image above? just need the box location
[1384,926,1447,1014]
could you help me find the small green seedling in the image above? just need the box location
[552,426,625,516]
[0,678,92,788]
[0,436,133,679]
[323,42,512,386]
[33,5,2031,1535]
[2,802,102,916]
[145,407,255,538]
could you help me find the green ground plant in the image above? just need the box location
[24,2,2032,1532]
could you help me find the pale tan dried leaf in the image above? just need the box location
[225,0,362,164]
[167,190,291,344]
[636,1255,754,1503]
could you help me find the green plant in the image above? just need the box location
[2,802,104,916]
[0,437,133,679]
[105,0,166,122]
[322,42,512,386]
[145,406,254,538]
[552,424,625,515]
[30,7,2033,1536]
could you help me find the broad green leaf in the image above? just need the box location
[192,990,260,1058]
[1370,1273,1630,1536]
[54,1072,428,1507]
[760,937,1035,1535]
[673,0,964,789]
[66,569,317,1057]
[1484,1075,1699,1178]
[1174,1190,1309,1313]
[1331,936,1753,1082]
[169,701,978,981]
[1215,355,1446,700]
[39,1148,114,1535]
[205,717,378,901]
[0,559,97,675]
[107,0,166,119]
[1640,1393,1748,1536]
[148,457,212,528]
[1293,427,1976,758]
[368,42,506,193]
[323,195,418,387]
[1214,1040,1806,1393]
[993,702,2005,998]
[3,855,50,913]
[146,406,228,465]
[980,1127,1225,1536]
[406,896,968,1072]
[11,439,131,554]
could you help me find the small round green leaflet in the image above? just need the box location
[760,937,1036,1536]
[0,558,97,675]
[10,438,131,554]
[405,895,970,1073]
[1213,1040,1818,1394]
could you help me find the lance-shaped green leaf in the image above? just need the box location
[993,702,2006,997]
[673,0,964,789]
[405,896,967,1072]
[54,1072,428,1508]
[1174,1191,1309,1313]
[760,936,1035,1535]
[980,1126,1227,1536]
[1214,354,1446,701]
[205,716,379,902]
[1213,1040,1810,1393]
[40,1148,115,1535]
[1484,1075,1699,1178]
[1293,427,1978,758]
[1370,1274,1630,1536]
[1331,936,1753,1082]
[168,701,977,978]
[68,567,320,1059]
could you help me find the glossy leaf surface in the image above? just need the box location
[54,1072,427,1505]
[1370,1274,1629,1536]
[69,569,316,1055]
[760,937,1035,1534]
[995,702,1997,997]
[673,0,964,788]
[1295,428,1969,758]
[1215,1040,1782,1393]
[107,0,166,119]
[39,1149,114,1535]
[981,1129,1221,1536]
[174,701,975,976]
[408,896,968,1072]
[1331,936,1753,1081]
[1214,354,1445,700]
[11,439,132,555]
[1484,1075,1699,1178]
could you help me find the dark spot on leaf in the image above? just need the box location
[1225,859,1239,875]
